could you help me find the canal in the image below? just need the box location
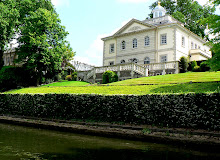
[0,123,219,160]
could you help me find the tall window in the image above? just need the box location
[110,44,114,53]
[121,60,125,64]
[109,61,114,66]
[145,36,150,46]
[161,34,167,45]
[161,55,167,62]
[191,42,194,49]
[195,44,197,49]
[133,58,138,63]
[121,41,126,50]
[159,11,162,17]
[133,38,137,48]
[144,57,150,64]
[182,36,185,47]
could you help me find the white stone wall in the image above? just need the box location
[121,22,149,34]
[175,27,211,61]
[116,30,156,65]
[103,21,212,66]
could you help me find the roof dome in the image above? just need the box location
[154,4,165,10]
[152,1,166,18]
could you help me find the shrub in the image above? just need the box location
[65,75,72,81]
[0,66,32,92]
[179,56,189,73]
[102,70,118,84]
[191,61,198,71]
[200,62,210,72]
[193,66,200,72]
[71,72,77,81]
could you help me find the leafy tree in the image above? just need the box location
[149,0,215,38]
[16,7,75,85]
[0,0,19,69]
[200,0,220,71]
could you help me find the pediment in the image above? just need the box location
[113,19,154,36]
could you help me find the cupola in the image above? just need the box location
[152,1,166,18]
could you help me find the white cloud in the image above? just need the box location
[117,0,150,3]
[51,0,70,7]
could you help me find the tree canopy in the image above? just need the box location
[0,0,75,84]
[0,0,19,69]
[149,0,215,39]
[200,0,220,71]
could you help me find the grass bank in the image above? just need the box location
[3,72,220,94]
[110,72,220,85]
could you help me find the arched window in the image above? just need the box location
[159,11,162,17]
[121,41,126,50]
[145,36,150,46]
[121,60,125,64]
[133,58,138,63]
[133,38,137,48]
[144,57,150,64]
[155,12,158,18]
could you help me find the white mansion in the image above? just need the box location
[77,2,211,83]
[102,2,211,67]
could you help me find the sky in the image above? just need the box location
[51,0,220,66]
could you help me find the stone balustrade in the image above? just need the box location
[80,61,179,83]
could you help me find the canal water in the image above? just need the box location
[0,123,219,160]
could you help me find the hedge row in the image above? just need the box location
[0,94,219,130]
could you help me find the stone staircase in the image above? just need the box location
[77,61,179,83]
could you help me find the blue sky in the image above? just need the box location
[51,0,220,66]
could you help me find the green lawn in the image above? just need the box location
[4,82,219,94]
[41,81,89,87]
[110,72,220,85]
[3,72,220,95]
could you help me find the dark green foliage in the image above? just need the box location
[200,62,210,72]
[0,93,219,131]
[179,57,188,73]
[191,61,197,69]
[0,0,19,69]
[190,61,200,72]
[72,72,77,81]
[0,66,33,92]
[102,71,118,84]
[193,66,200,72]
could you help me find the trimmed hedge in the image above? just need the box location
[0,93,219,130]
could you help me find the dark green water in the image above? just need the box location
[0,123,219,160]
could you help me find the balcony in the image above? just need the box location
[189,49,211,61]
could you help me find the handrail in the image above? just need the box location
[86,61,178,80]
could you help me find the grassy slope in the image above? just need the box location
[4,72,220,95]
[110,72,220,85]
[41,81,89,87]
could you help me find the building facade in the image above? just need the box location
[102,2,211,67]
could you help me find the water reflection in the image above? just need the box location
[0,123,219,160]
